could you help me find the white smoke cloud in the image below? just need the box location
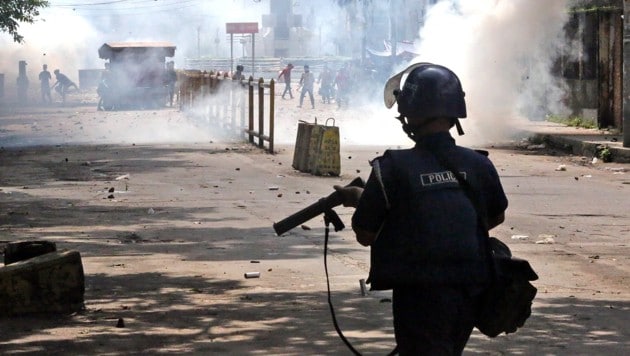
[412,0,571,146]
[0,0,268,77]
[0,7,98,79]
[0,0,573,149]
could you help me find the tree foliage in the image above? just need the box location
[0,0,49,43]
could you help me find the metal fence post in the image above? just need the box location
[269,78,275,153]
[258,77,264,148]
[248,76,254,144]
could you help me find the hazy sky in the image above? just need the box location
[0,0,574,147]
[0,0,272,73]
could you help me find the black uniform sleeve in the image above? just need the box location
[480,158,508,219]
[352,154,395,233]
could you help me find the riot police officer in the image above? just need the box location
[334,63,508,355]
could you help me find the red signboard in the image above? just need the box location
[226,22,259,34]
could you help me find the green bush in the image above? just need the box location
[598,146,612,162]
[546,115,597,129]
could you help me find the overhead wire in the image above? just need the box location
[50,0,203,11]
[48,0,206,16]
[51,0,137,6]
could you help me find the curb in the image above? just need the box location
[532,133,630,163]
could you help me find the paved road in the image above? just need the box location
[0,103,628,355]
[0,142,628,355]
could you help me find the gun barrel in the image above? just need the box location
[273,198,327,236]
[272,176,365,236]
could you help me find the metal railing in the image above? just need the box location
[245,77,275,153]
[178,70,275,153]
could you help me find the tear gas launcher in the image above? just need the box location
[273,177,365,236]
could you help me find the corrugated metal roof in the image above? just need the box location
[103,41,176,49]
[98,42,177,59]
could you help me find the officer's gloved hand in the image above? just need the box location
[333,185,363,208]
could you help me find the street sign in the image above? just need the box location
[226,22,259,77]
[226,22,259,34]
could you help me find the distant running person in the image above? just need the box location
[51,69,79,103]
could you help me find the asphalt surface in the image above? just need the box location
[0,99,628,355]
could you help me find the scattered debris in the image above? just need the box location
[607,167,627,173]
[555,165,567,171]
[268,186,279,191]
[108,187,115,193]
[117,232,143,244]
[511,235,529,240]
[7,211,29,215]
[527,143,546,150]
[301,225,311,230]
[147,208,155,215]
[359,279,368,296]
[116,318,125,328]
[244,272,260,279]
[115,174,130,180]
[535,234,556,244]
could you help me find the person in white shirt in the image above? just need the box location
[298,65,315,109]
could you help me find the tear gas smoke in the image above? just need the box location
[278,0,574,147]
[0,0,266,147]
[409,0,571,146]
[0,0,572,149]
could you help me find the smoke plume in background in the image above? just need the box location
[0,7,97,81]
[0,0,266,80]
[411,0,571,146]
[0,0,572,148]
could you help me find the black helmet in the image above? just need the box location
[384,63,466,120]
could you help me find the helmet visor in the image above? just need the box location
[383,62,433,109]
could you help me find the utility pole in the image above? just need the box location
[390,1,398,69]
[624,0,630,146]
[197,26,201,58]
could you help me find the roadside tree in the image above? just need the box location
[0,0,49,43]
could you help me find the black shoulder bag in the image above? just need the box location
[431,149,538,338]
